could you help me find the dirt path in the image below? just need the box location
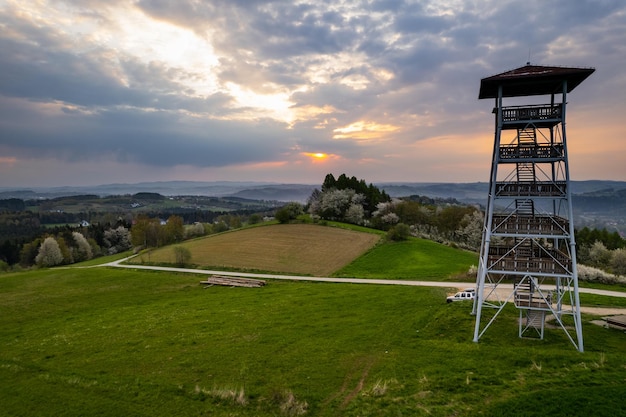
[103,256,626,316]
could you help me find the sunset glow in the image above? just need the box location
[302,152,331,162]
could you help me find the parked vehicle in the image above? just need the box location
[447,290,475,303]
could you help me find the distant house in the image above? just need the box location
[78,220,90,227]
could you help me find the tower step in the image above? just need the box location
[518,127,537,145]
[515,199,534,215]
[516,162,536,182]
[525,309,545,329]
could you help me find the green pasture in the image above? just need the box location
[334,238,478,280]
[2,267,626,417]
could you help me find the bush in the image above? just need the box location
[275,203,304,224]
[248,214,262,225]
[577,264,626,285]
[387,223,411,241]
[172,246,192,267]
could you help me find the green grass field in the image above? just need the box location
[2,267,626,417]
[2,224,626,416]
[334,238,478,280]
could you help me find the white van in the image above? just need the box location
[446,290,475,303]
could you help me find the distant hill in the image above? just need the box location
[3,179,626,219]
[2,179,626,234]
[4,179,625,202]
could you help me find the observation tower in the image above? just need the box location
[473,64,594,352]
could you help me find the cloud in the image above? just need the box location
[0,0,625,186]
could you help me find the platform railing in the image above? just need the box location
[498,104,562,123]
[495,181,567,197]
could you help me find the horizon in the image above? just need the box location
[1,2,625,187]
[2,177,626,194]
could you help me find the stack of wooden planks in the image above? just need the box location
[605,315,626,331]
[200,275,266,288]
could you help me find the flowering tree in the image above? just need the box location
[72,231,93,261]
[456,210,484,250]
[35,237,63,267]
[611,248,626,276]
[103,226,132,254]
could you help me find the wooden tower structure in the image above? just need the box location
[473,64,594,352]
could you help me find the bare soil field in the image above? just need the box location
[132,223,381,276]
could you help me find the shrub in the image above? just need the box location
[172,246,192,267]
[387,223,411,241]
[577,264,626,284]
[275,202,304,224]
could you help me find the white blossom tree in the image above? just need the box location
[345,203,365,225]
[184,222,206,239]
[610,248,626,276]
[35,237,63,267]
[103,226,132,254]
[589,241,612,268]
[309,188,366,223]
[72,231,93,261]
[457,210,484,250]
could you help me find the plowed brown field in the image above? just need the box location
[132,223,381,276]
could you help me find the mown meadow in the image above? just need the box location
[2,225,626,416]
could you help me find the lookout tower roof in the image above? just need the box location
[479,64,595,99]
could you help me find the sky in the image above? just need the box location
[0,0,625,188]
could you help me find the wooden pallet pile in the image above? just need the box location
[200,275,266,288]
[605,315,626,331]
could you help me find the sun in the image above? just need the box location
[302,152,331,162]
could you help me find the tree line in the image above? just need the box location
[0,206,263,271]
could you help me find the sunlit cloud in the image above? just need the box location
[105,5,221,97]
[333,121,400,140]
[292,104,338,123]
[224,82,294,123]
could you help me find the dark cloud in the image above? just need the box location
[0,0,624,186]
[0,98,293,167]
